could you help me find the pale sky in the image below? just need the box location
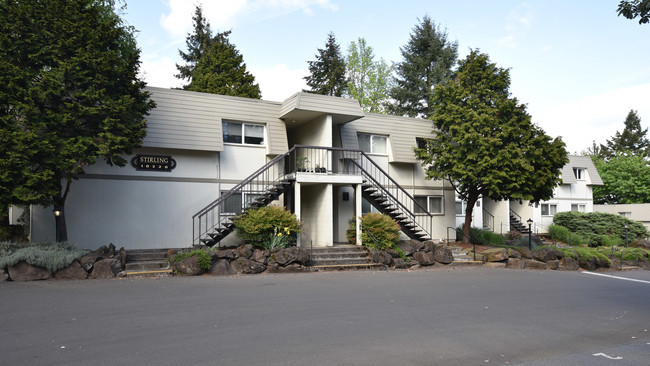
[122,0,650,154]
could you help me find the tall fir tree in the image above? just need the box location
[389,16,458,118]
[345,38,393,113]
[0,0,155,241]
[414,50,567,242]
[601,109,649,158]
[304,32,347,97]
[176,5,261,98]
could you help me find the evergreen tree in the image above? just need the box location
[176,5,261,98]
[345,38,393,113]
[389,16,458,118]
[414,50,567,243]
[601,109,649,158]
[304,32,347,97]
[0,0,155,241]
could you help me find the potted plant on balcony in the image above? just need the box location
[296,156,309,172]
[315,164,326,173]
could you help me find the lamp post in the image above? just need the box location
[625,222,629,248]
[53,209,61,242]
[526,218,533,250]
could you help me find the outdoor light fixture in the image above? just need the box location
[53,210,61,217]
[526,218,533,250]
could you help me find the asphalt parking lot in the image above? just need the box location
[1,267,649,365]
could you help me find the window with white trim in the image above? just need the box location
[358,133,387,154]
[573,168,585,180]
[220,191,264,214]
[455,201,468,215]
[414,196,444,214]
[223,121,265,145]
[541,203,557,216]
[571,204,586,212]
[619,212,631,218]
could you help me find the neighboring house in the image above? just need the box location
[531,155,603,233]
[28,87,458,249]
[594,204,650,231]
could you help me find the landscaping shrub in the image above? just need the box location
[504,230,522,241]
[590,234,624,247]
[548,224,571,242]
[614,248,650,261]
[553,211,648,243]
[558,246,611,267]
[456,226,504,246]
[0,241,88,273]
[173,249,212,271]
[348,213,400,250]
[232,206,300,249]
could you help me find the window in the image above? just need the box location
[541,203,557,216]
[414,196,444,214]
[619,212,631,218]
[223,121,265,145]
[358,133,387,154]
[573,168,585,180]
[455,201,468,215]
[416,137,431,150]
[571,204,586,212]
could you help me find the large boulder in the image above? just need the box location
[484,262,506,269]
[518,247,533,259]
[236,244,254,259]
[210,259,237,276]
[1,268,7,281]
[507,248,522,259]
[397,240,422,256]
[578,257,598,271]
[105,243,116,259]
[523,259,546,270]
[7,261,51,281]
[270,247,310,266]
[118,247,127,272]
[232,257,265,274]
[369,249,393,266]
[558,257,579,271]
[432,245,453,264]
[545,260,560,270]
[78,254,100,272]
[252,249,268,264]
[267,263,310,273]
[54,261,88,280]
[506,258,523,269]
[173,255,205,276]
[215,249,237,260]
[413,251,435,266]
[393,258,411,269]
[90,259,119,279]
[532,247,564,262]
[483,248,508,262]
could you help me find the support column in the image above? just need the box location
[355,183,362,246]
[295,182,301,247]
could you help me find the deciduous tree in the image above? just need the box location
[389,16,458,118]
[414,50,568,242]
[304,32,347,97]
[617,0,650,24]
[0,0,155,241]
[345,38,393,113]
[593,155,650,204]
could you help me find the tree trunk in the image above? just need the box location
[55,179,72,242]
[462,195,479,244]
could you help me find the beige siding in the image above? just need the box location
[145,87,288,155]
[562,155,603,185]
[280,92,364,121]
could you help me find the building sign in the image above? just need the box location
[131,155,176,172]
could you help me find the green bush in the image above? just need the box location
[232,206,300,249]
[590,234,624,247]
[614,248,650,261]
[173,249,212,271]
[456,226,504,246]
[350,213,400,250]
[558,246,611,267]
[548,224,570,242]
[0,241,88,273]
[553,211,648,243]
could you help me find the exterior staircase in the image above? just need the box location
[509,210,531,234]
[448,244,483,266]
[125,249,173,277]
[309,245,387,271]
[193,145,435,248]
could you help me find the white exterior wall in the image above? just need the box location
[31,148,220,249]
[220,144,268,181]
[300,184,333,246]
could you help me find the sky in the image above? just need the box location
[122,0,650,154]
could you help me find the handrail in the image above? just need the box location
[299,225,313,266]
[364,228,381,263]
[509,209,522,223]
[483,208,494,231]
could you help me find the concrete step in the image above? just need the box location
[312,263,388,271]
[125,269,173,278]
[450,261,483,267]
[125,261,170,271]
[310,258,373,266]
[310,251,369,260]
[126,249,171,262]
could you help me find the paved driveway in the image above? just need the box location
[1,268,649,365]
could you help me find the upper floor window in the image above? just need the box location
[573,168,585,180]
[416,137,431,150]
[223,121,265,145]
[619,212,631,218]
[358,133,387,154]
[414,196,444,215]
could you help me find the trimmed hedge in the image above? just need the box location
[553,211,648,243]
